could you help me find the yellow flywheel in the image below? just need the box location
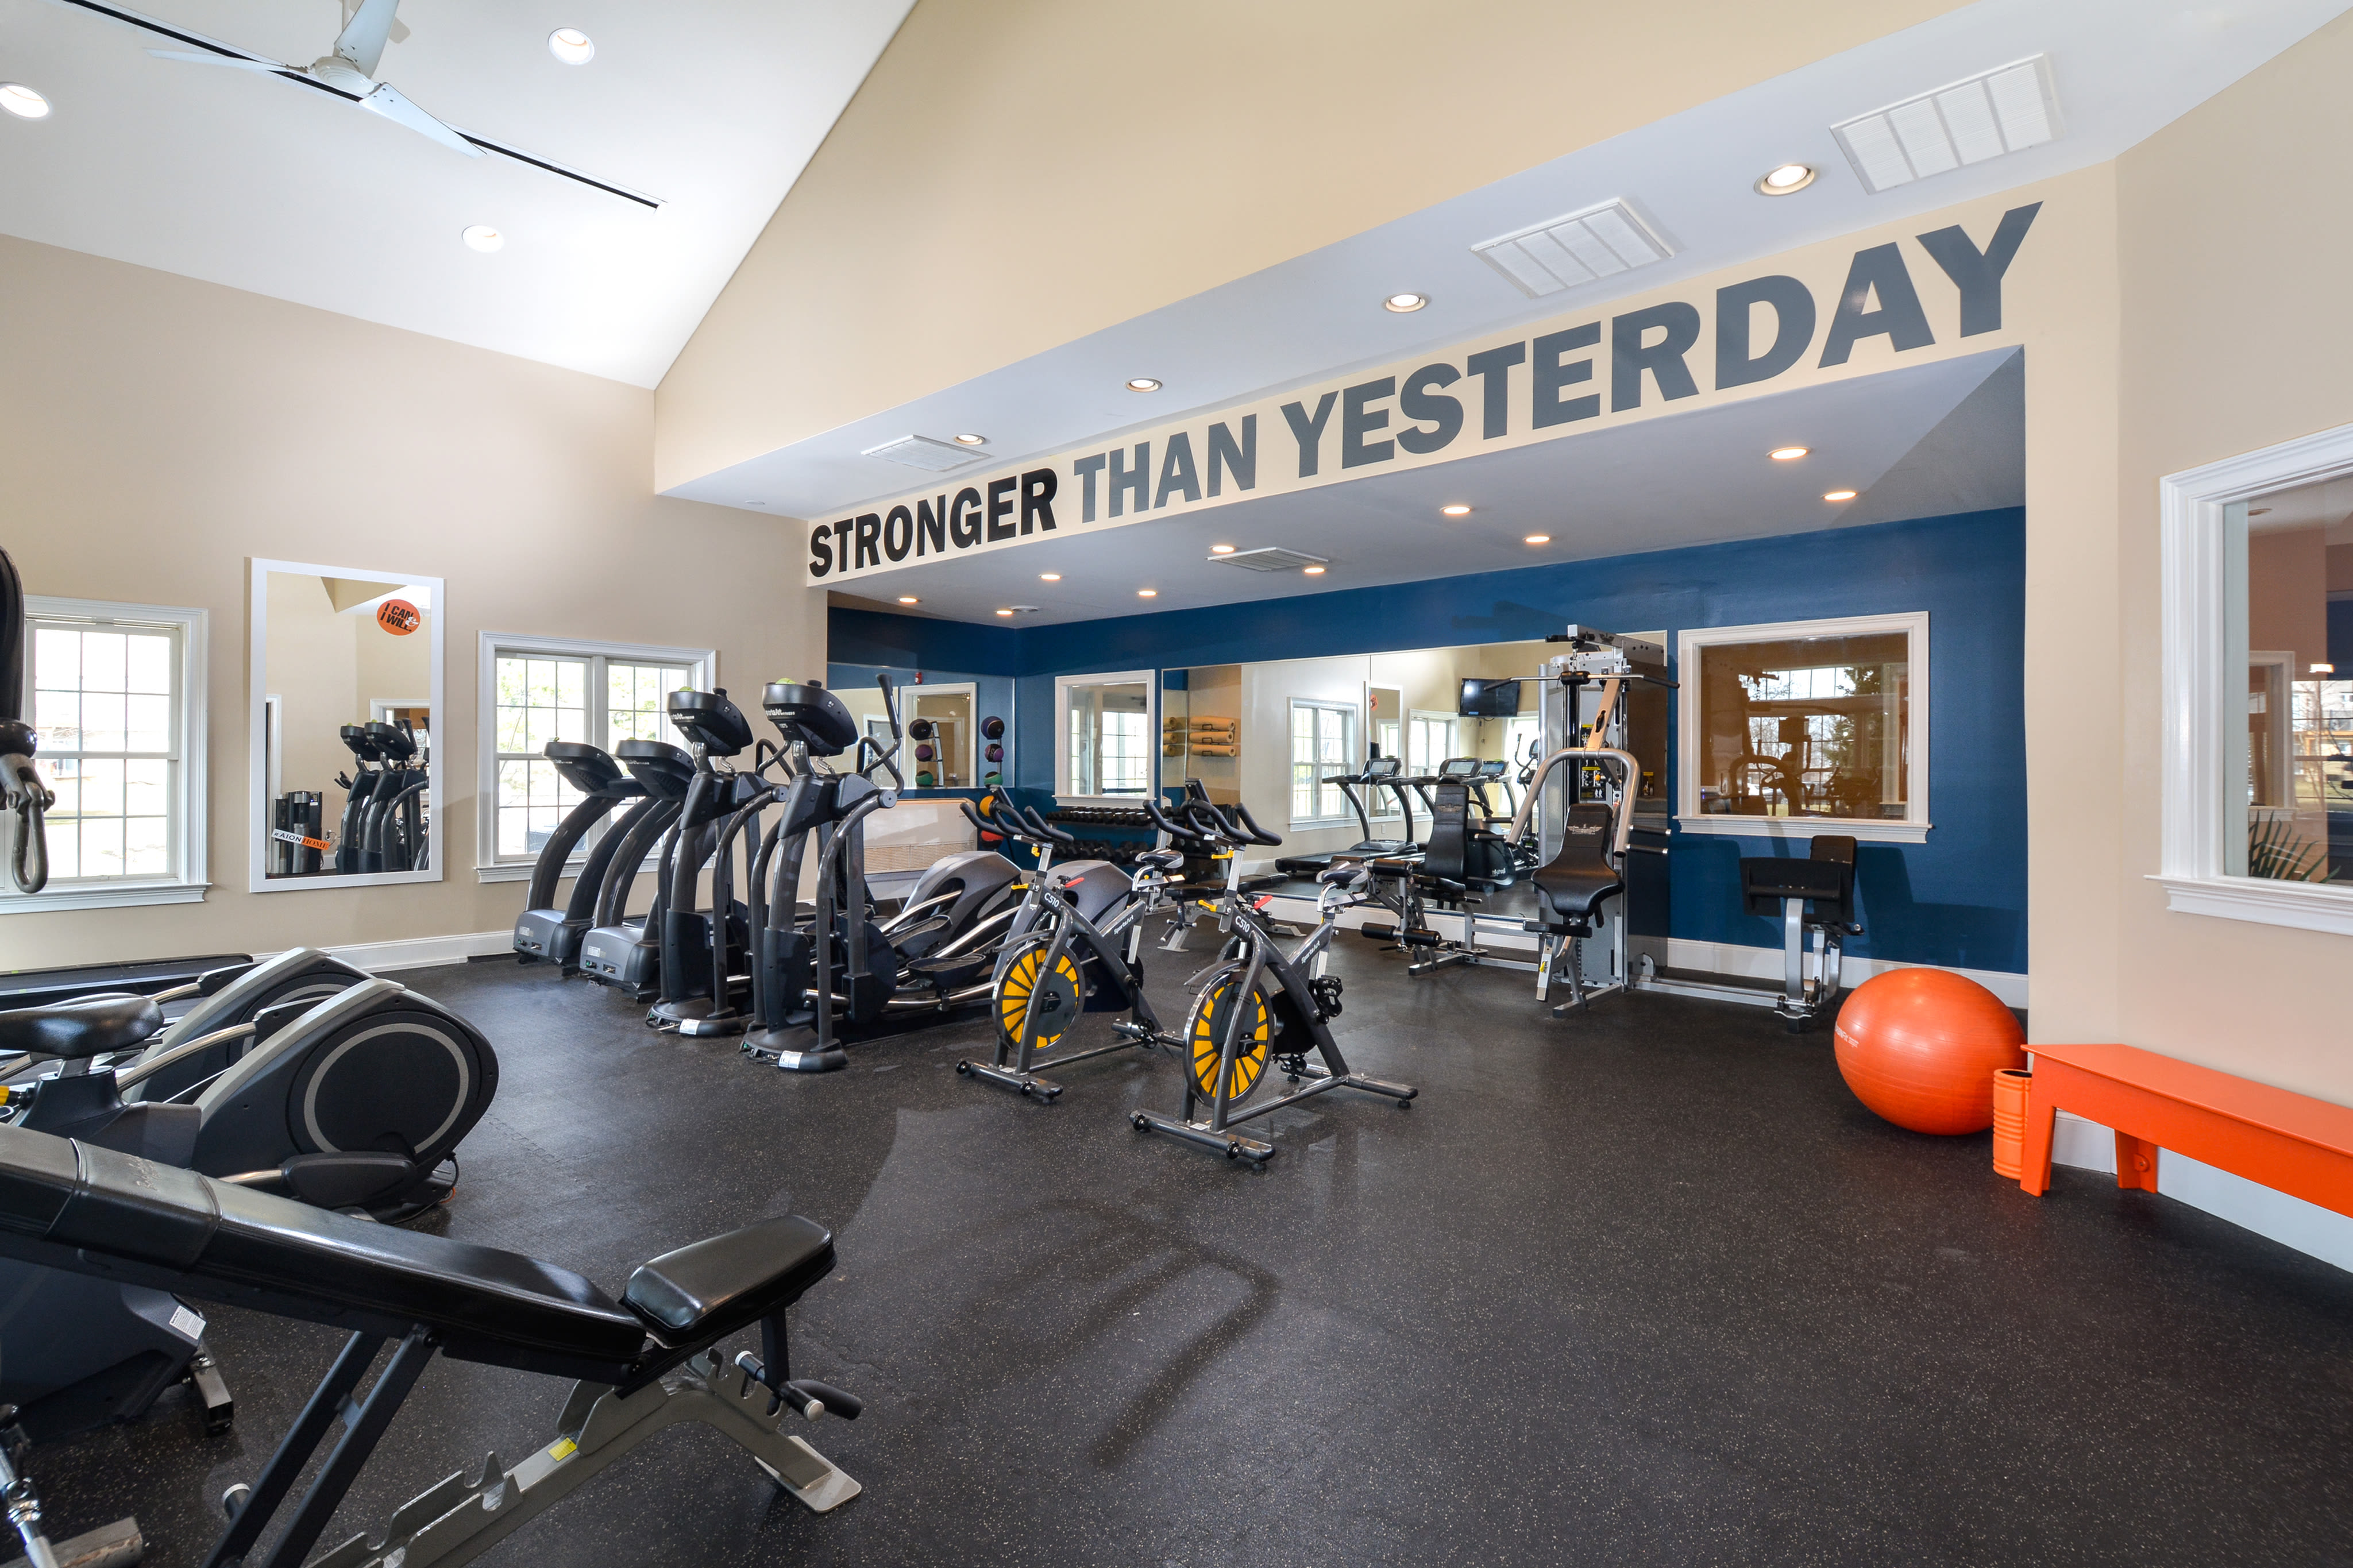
[997,937,1082,1053]
[1187,975,1271,1105]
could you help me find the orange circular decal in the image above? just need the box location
[376,599,421,635]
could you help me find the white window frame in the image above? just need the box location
[2155,423,2353,936]
[1289,698,1359,829]
[1054,670,1156,805]
[475,632,715,882]
[1677,612,1931,844]
[1407,709,1460,777]
[3,596,209,913]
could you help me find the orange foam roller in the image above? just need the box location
[1833,968,2026,1135]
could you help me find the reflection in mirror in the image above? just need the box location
[2231,483,2352,883]
[257,566,437,880]
[1064,679,1151,796]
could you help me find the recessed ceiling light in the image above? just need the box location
[1755,163,1816,195]
[1209,544,1236,555]
[1523,534,1551,545]
[1039,573,1060,581]
[547,28,595,64]
[1823,489,1858,502]
[462,225,504,253]
[1136,588,1158,597]
[952,433,987,446]
[994,608,1014,616]
[1302,565,1327,576]
[2312,663,2335,674]
[1125,377,1162,392]
[1768,446,1808,461]
[0,83,51,120]
[897,596,919,605]
[1383,292,1429,313]
[1440,504,1472,517]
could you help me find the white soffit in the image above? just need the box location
[0,0,914,387]
[670,0,2349,519]
[1834,56,2061,194]
[1471,200,1673,299]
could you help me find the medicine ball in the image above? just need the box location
[982,716,1004,739]
[915,743,935,762]
[916,771,935,788]
[908,718,934,740]
[985,742,1002,762]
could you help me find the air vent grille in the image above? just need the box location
[861,435,985,473]
[1210,547,1329,573]
[1833,55,2060,195]
[1470,200,1673,300]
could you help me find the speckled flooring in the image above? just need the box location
[26,935,2353,1566]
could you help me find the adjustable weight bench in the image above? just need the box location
[0,1122,862,1568]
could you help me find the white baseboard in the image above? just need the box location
[2049,1110,2353,1275]
[268,930,515,975]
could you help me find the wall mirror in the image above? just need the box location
[249,559,445,890]
[1056,671,1154,800]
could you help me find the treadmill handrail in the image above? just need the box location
[1506,746,1640,858]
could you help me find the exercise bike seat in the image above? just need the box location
[622,1215,836,1344]
[1530,804,1623,932]
[1132,849,1185,872]
[0,994,163,1061]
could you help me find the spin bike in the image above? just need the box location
[955,799,1186,1100]
[1131,799,1416,1164]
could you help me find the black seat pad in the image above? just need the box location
[0,994,163,1061]
[1530,804,1623,928]
[622,1215,835,1345]
[0,1122,650,1381]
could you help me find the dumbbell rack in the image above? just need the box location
[1043,804,1156,867]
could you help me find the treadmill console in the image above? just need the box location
[1362,755,1401,778]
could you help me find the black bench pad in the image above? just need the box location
[0,994,163,1061]
[0,1123,650,1380]
[624,1215,835,1343]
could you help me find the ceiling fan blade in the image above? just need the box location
[357,82,484,158]
[333,0,401,78]
[438,125,664,209]
[43,0,286,67]
[147,49,298,74]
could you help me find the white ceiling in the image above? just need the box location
[673,0,2349,516]
[831,347,2023,628]
[0,0,912,385]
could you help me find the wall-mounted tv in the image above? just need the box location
[1459,677,1522,717]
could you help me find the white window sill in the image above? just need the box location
[2151,874,2353,937]
[0,880,211,914]
[1676,816,1930,845]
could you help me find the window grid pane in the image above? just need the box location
[488,650,696,862]
[27,621,180,884]
[1694,632,1910,821]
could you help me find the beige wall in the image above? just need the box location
[2103,12,2353,1100]
[654,0,1966,489]
[0,233,826,967]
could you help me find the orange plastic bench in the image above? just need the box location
[2018,1041,2353,1216]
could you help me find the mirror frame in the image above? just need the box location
[247,557,446,893]
[1053,668,1157,804]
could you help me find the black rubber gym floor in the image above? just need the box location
[30,936,2353,1566]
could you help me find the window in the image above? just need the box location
[1290,700,1355,825]
[1407,711,1458,777]
[1677,613,1929,843]
[476,634,711,876]
[2154,431,2353,934]
[5,598,207,911]
[1503,715,1542,771]
[1056,673,1154,799]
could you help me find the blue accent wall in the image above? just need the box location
[829,508,2027,974]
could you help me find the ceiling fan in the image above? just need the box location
[43,0,660,208]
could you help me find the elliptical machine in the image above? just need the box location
[331,723,385,872]
[512,741,655,970]
[577,739,697,999]
[646,690,774,1034]
[359,719,429,871]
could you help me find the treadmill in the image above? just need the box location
[1272,753,1421,878]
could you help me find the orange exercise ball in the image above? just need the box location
[1833,968,2026,1134]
